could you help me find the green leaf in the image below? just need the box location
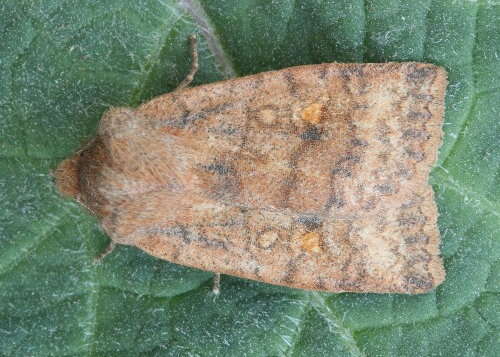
[1,0,498,356]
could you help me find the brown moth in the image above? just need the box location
[55,42,447,294]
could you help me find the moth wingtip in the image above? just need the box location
[54,155,81,198]
[405,260,447,295]
[430,63,448,88]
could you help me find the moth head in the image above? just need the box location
[54,154,81,199]
[54,139,98,200]
[54,106,138,203]
[54,136,109,216]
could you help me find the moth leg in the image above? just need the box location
[175,34,198,91]
[94,240,117,263]
[212,273,221,295]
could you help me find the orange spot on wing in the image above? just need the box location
[301,103,324,124]
[300,232,322,253]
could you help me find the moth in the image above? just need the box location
[55,36,447,294]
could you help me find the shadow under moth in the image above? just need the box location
[55,48,447,294]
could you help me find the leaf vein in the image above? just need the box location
[0,212,69,277]
[440,2,480,167]
[310,292,365,357]
[130,12,185,104]
[283,301,312,357]
[433,167,499,218]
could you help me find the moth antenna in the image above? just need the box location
[212,273,221,295]
[175,34,199,91]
